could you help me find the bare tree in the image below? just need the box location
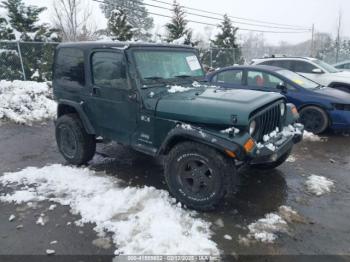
[335,10,342,63]
[52,0,97,41]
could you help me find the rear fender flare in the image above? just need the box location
[57,99,95,134]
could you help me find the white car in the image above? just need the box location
[251,56,350,93]
[334,60,350,71]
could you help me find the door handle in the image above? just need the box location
[128,92,138,101]
[92,87,101,96]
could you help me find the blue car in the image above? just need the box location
[206,65,350,134]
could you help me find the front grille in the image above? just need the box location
[252,103,282,142]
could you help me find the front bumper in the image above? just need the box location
[250,123,304,164]
[329,110,350,131]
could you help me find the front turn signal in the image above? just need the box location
[243,138,255,153]
[224,149,236,158]
[292,106,299,115]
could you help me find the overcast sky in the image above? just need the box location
[22,0,350,45]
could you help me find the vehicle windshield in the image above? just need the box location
[312,59,339,73]
[277,70,320,89]
[133,50,204,81]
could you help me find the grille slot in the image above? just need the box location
[252,104,282,143]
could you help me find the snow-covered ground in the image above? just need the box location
[0,164,219,255]
[305,175,334,196]
[0,80,56,125]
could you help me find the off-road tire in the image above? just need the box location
[249,148,292,170]
[299,106,329,134]
[164,142,237,211]
[55,114,96,165]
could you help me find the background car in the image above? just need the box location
[251,56,350,93]
[207,65,350,134]
[334,60,350,71]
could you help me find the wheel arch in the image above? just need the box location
[57,100,96,134]
[298,103,332,128]
[158,125,242,159]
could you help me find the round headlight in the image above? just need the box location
[280,103,286,116]
[249,120,257,135]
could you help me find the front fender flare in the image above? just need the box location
[157,124,243,159]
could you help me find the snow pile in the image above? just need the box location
[247,213,288,243]
[305,175,334,196]
[257,124,303,152]
[220,127,240,135]
[192,81,202,87]
[244,206,303,244]
[280,124,303,137]
[171,35,187,45]
[302,131,322,142]
[286,155,296,163]
[0,165,218,255]
[167,85,194,93]
[0,80,56,125]
[180,123,194,130]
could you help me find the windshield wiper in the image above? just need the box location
[144,76,165,80]
[174,74,192,78]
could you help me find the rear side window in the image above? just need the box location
[267,60,293,70]
[260,60,275,66]
[54,48,85,86]
[344,63,350,69]
[292,61,317,73]
[92,52,127,89]
[215,70,243,84]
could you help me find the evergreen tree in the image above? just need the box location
[1,0,45,33]
[165,0,197,46]
[101,0,153,41]
[211,14,243,66]
[108,9,133,41]
[166,0,188,42]
[0,0,61,81]
[0,16,15,40]
[0,11,19,80]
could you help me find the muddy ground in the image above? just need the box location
[0,122,350,261]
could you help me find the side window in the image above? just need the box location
[293,61,317,73]
[247,71,284,89]
[54,48,85,86]
[273,60,293,70]
[216,70,243,84]
[344,63,350,69]
[247,71,266,88]
[92,52,127,89]
[261,61,275,66]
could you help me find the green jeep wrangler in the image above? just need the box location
[53,42,303,211]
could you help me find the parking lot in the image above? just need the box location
[0,121,349,259]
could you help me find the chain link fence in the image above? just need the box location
[0,41,59,82]
[1,41,349,82]
[199,48,243,69]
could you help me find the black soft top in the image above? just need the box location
[57,41,196,51]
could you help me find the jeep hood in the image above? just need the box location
[155,87,283,126]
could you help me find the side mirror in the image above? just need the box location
[312,68,323,74]
[276,83,287,93]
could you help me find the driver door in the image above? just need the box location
[86,50,138,144]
